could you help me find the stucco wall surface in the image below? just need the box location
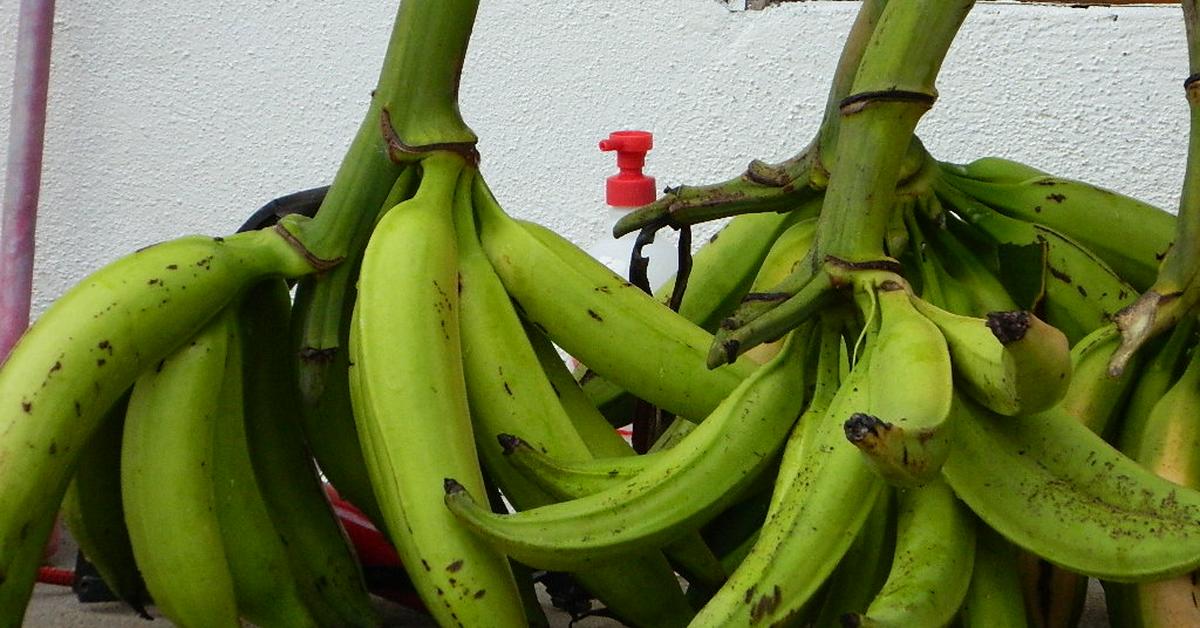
[0,1,1188,316]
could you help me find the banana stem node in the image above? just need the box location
[838,89,937,115]
[381,108,480,165]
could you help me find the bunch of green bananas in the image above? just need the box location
[430,143,1200,627]
[5,0,1200,627]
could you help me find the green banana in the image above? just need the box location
[749,216,820,293]
[942,392,1200,581]
[495,435,725,604]
[960,523,1028,628]
[210,312,319,628]
[769,315,845,512]
[348,153,526,627]
[475,178,757,423]
[845,282,955,486]
[59,392,149,617]
[690,341,883,627]
[1106,317,1200,628]
[842,480,975,628]
[1110,317,1195,449]
[808,487,896,628]
[499,435,653,498]
[935,177,1134,344]
[927,212,1020,315]
[0,227,313,610]
[741,216,821,364]
[290,169,418,528]
[240,280,377,628]
[940,158,1173,291]
[1006,327,1134,628]
[912,301,1071,417]
[452,166,695,627]
[578,213,815,425]
[901,203,978,317]
[1054,324,1137,437]
[524,321,641,459]
[120,309,240,628]
[444,327,813,571]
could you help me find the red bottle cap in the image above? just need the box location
[599,130,656,208]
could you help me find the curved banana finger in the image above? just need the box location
[349,153,526,627]
[121,309,240,628]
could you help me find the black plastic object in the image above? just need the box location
[72,552,117,603]
[237,185,330,233]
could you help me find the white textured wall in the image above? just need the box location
[0,1,1188,316]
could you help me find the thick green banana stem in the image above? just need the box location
[813,0,972,262]
[1112,0,1200,374]
[290,0,484,407]
[711,0,975,364]
[280,0,481,262]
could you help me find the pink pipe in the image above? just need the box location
[0,0,56,362]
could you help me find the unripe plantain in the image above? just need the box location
[121,309,240,628]
[942,392,1200,582]
[475,179,757,423]
[941,158,1173,291]
[453,170,696,627]
[59,392,149,618]
[841,480,975,628]
[845,282,954,486]
[913,300,1071,417]
[0,228,313,610]
[348,153,527,627]
[445,328,814,572]
[691,337,882,627]
[1106,320,1200,628]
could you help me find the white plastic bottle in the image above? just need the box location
[587,130,677,291]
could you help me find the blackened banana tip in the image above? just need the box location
[497,433,522,454]
[843,412,886,443]
[840,612,863,628]
[986,311,1031,344]
[443,478,466,495]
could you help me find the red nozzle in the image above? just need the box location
[600,130,656,208]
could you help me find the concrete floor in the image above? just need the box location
[21,532,1111,627]
[23,580,1113,627]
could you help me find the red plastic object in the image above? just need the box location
[323,484,402,569]
[37,566,73,587]
[599,130,656,207]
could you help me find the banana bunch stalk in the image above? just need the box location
[0,1,532,625]
[524,0,1200,626]
[8,0,1200,626]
